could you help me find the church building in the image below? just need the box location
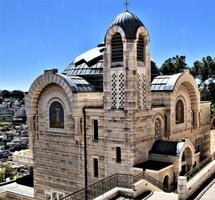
[25,8,211,200]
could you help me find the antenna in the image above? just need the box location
[124,0,129,11]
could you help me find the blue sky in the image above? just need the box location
[0,0,214,91]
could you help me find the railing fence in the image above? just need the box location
[185,151,215,181]
[61,171,173,200]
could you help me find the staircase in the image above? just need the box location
[61,172,173,200]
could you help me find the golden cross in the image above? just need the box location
[125,0,129,11]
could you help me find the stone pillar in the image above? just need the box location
[178,176,187,200]
[27,114,35,151]
[74,116,81,144]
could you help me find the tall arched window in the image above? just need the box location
[137,35,145,62]
[111,33,123,62]
[49,101,64,128]
[176,99,184,124]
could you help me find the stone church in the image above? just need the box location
[25,9,211,200]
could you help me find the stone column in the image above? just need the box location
[178,176,187,200]
[27,114,35,151]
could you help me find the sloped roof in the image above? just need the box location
[59,74,95,93]
[151,73,182,92]
[150,140,179,156]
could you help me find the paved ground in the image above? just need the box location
[197,178,215,200]
[114,191,178,200]
[147,191,178,200]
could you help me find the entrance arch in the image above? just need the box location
[163,175,169,188]
[180,147,193,175]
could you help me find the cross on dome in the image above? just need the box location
[124,0,129,11]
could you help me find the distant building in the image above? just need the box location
[24,9,211,200]
[13,107,27,125]
[0,107,13,116]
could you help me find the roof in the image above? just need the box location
[150,140,179,156]
[63,46,104,92]
[63,45,160,92]
[73,46,105,66]
[58,74,95,93]
[14,108,26,118]
[0,182,34,198]
[107,11,144,39]
[134,160,173,171]
[151,73,182,92]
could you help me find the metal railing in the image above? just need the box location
[61,171,173,200]
[185,152,215,181]
[134,172,173,192]
[61,173,133,200]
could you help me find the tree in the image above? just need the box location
[190,56,215,113]
[190,56,215,85]
[0,90,11,99]
[11,90,24,99]
[159,55,188,75]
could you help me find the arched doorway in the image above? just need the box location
[180,147,193,175]
[163,175,169,189]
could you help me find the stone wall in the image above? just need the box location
[178,159,215,200]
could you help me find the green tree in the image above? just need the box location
[159,55,188,75]
[190,56,215,113]
[190,56,215,85]
[11,90,24,99]
[0,164,15,182]
[0,90,11,99]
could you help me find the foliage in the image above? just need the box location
[0,164,15,182]
[159,55,215,113]
[159,55,188,75]
[190,56,215,113]
[212,104,215,113]
[0,90,24,100]
[190,56,215,84]
[0,90,11,99]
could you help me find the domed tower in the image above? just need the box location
[104,10,151,111]
[103,10,153,173]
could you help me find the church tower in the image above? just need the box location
[104,11,151,111]
[103,10,153,175]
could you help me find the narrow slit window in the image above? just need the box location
[93,158,98,177]
[93,119,98,141]
[116,147,121,163]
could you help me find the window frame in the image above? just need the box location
[137,35,145,62]
[92,119,98,141]
[111,33,123,63]
[116,146,121,163]
[49,100,65,129]
[175,99,185,124]
[93,157,99,178]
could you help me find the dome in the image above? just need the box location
[108,11,145,39]
[64,45,158,92]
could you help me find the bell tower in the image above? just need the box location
[103,11,151,111]
[102,10,153,174]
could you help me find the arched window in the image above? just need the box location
[49,101,64,128]
[111,33,123,62]
[176,99,184,124]
[137,35,145,62]
[154,118,162,138]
